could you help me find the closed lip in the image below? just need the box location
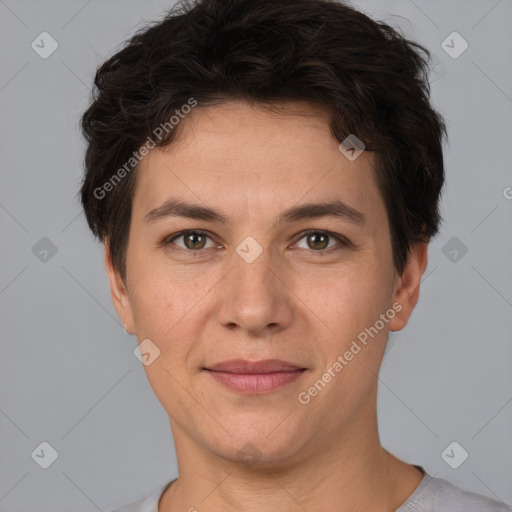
[204,359,306,374]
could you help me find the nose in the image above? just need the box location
[216,245,294,337]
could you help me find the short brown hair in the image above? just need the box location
[80,0,447,280]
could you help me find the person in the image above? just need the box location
[79,0,511,510]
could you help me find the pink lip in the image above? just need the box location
[204,359,306,394]
[206,359,304,373]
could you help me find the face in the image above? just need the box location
[106,100,427,467]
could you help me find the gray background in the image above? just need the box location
[0,0,511,510]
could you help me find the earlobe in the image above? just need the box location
[388,242,429,332]
[104,244,135,334]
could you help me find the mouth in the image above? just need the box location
[203,359,307,394]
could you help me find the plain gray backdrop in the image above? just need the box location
[1,0,511,510]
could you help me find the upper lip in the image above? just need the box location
[205,359,305,374]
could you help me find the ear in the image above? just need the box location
[388,242,429,332]
[104,243,135,334]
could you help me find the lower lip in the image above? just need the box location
[206,370,305,393]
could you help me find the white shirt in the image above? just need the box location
[109,466,511,511]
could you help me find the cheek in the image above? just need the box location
[127,258,213,361]
[308,267,394,390]
[309,262,391,334]
[127,246,182,328]
[128,271,199,410]
[131,281,188,352]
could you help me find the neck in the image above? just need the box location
[159,391,424,512]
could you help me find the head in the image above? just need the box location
[80,0,447,468]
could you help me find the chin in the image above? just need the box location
[202,415,310,469]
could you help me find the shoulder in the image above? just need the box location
[108,480,172,512]
[400,474,511,512]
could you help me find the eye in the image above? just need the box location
[164,230,218,252]
[293,230,349,253]
[162,229,350,256]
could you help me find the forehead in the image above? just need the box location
[132,101,384,231]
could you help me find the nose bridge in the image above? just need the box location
[233,245,275,295]
[217,238,291,333]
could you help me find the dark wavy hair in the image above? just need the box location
[80,0,448,281]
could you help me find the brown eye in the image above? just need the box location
[183,232,207,250]
[294,230,349,253]
[306,232,329,250]
[165,230,216,252]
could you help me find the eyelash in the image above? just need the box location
[162,229,350,256]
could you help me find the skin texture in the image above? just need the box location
[105,100,428,511]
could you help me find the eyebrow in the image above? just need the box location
[144,198,366,226]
